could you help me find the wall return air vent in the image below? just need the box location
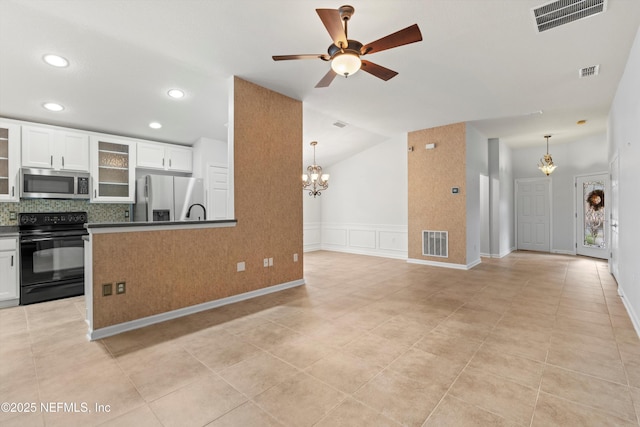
[422,230,448,258]
[532,0,607,32]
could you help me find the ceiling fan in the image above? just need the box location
[272,5,423,88]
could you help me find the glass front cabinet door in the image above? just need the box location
[0,121,20,202]
[90,136,136,203]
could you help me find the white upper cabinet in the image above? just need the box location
[137,141,192,173]
[21,125,89,172]
[90,136,136,203]
[0,121,20,202]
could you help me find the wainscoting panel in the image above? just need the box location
[303,223,321,252]
[379,231,408,252]
[349,229,377,249]
[323,227,348,246]
[318,223,408,259]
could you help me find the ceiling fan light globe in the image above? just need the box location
[331,52,361,77]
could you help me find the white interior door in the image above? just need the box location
[516,179,551,252]
[207,164,229,220]
[576,173,608,259]
[609,157,619,278]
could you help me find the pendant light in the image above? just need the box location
[538,134,557,176]
[302,141,329,197]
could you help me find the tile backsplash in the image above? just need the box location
[0,200,131,225]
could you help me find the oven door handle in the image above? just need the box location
[21,235,86,243]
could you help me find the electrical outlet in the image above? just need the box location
[124,210,130,218]
[102,283,112,296]
[263,258,269,268]
[237,261,245,272]
[116,281,126,294]
[293,253,298,262]
[268,257,273,267]
[9,211,17,220]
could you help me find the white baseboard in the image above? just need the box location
[0,298,19,309]
[492,247,515,258]
[88,279,305,341]
[407,258,481,270]
[551,249,576,255]
[618,286,640,340]
[320,245,407,260]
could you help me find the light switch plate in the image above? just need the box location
[237,261,245,272]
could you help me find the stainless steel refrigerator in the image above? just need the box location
[134,175,206,222]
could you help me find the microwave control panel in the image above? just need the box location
[77,177,90,195]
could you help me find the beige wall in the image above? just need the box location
[91,77,303,329]
[408,122,467,265]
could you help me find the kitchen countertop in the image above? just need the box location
[85,219,237,234]
[0,226,19,236]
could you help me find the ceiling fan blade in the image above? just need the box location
[272,54,329,61]
[361,24,423,55]
[360,60,398,81]
[316,8,347,47]
[315,69,337,88]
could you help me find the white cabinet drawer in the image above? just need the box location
[0,238,17,251]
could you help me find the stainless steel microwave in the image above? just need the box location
[20,168,90,199]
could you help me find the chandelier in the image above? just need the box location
[302,141,329,197]
[538,134,557,176]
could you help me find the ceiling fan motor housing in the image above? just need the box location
[328,40,363,58]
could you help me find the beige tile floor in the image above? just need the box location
[1,251,640,426]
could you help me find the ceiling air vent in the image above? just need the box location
[579,64,600,78]
[333,121,347,128]
[532,0,607,32]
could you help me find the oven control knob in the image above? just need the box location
[21,215,36,224]
[79,214,87,222]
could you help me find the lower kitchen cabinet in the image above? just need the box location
[0,235,19,308]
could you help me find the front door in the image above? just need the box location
[576,173,608,259]
[516,178,551,252]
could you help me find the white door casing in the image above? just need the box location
[576,173,608,259]
[610,156,619,278]
[516,178,551,252]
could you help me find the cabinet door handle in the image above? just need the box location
[11,186,14,197]
[62,156,65,168]
[162,158,165,166]
[50,155,53,166]
[11,255,13,267]
[169,159,172,167]
[94,189,97,198]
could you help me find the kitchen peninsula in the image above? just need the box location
[84,77,304,340]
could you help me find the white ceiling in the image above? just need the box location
[1,0,638,167]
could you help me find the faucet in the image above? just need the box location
[186,203,207,221]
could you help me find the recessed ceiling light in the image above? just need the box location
[149,122,162,129]
[167,89,184,99]
[43,54,69,68]
[43,102,64,112]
